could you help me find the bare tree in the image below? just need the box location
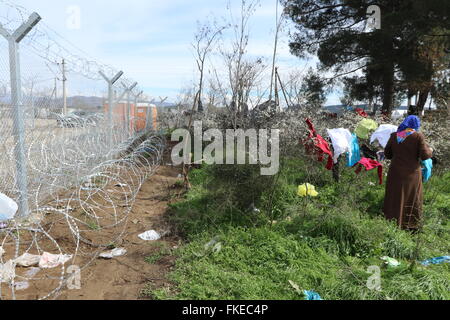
[218,0,267,127]
[192,19,227,113]
[269,0,286,103]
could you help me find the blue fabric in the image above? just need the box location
[421,256,450,266]
[421,159,433,182]
[397,115,421,132]
[347,134,361,167]
[304,290,323,300]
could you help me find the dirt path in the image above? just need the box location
[57,165,183,300]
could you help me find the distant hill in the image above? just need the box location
[0,94,104,110]
[67,96,104,109]
[148,101,176,108]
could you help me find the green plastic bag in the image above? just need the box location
[355,119,378,140]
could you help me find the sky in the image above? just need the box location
[10,0,342,105]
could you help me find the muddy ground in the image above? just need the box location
[54,165,183,300]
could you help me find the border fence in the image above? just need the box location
[0,1,163,299]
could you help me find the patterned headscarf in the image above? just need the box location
[397,115,421,143]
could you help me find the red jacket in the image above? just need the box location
[354,158,383,185]
[303,119,334,170]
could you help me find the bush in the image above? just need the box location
[158,157,449,300]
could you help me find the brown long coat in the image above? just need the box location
[383,132,432,229]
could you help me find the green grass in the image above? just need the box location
[144,242,173,265]
[147,158,449,300]
[86,220,100,231]
[145,252,168,264]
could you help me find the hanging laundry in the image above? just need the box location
[355,108,368,118]
[303,119,334,170]
[354,158,383,185]
[355,119,378,140]
[327,128,353,164]
[347,134,361,167]
[421,159,433,183]
[370,124,398,148]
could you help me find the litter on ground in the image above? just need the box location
[288,280,302,295]
[0,192,18,221]
[421,256,450,266]
[298,184,319,197]
[99,248,127,259]
[14,253,41,267]
[115,183,128,187]
[25,267,41,278]
[0,260,15,283]
[13,281,30,291]
[39,252,73,269]
[304,290,323,300]
[138,230,161,241]
[381,256,400,267]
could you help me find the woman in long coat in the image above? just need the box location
[383,116,433,231]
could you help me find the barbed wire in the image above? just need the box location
[0,0,162,300]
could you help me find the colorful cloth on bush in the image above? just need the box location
[396,128,416,144]
[355,119,378,140]
[304,290,323,300]
[420,256,450,266]
[355,108,368,118]
[397,115,421,132]
[298,184,319,197]
[370,124,398,148]
[347,134,361,167]
[303,119,334,170]
[421,159,433,183]
[327,128,353,164]
[354,158,383,185]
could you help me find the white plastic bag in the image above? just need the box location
[14,253,41,267]
[99,248,127,259]
[138,230,161,241]
[0,260,15,283]
[39,252,72,269]
[0,192,18,221]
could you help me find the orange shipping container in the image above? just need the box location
[105,101,157,133]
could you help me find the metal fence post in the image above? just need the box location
[99,71,123,148]
[132,90,143,135]
[0,12,41,218]
[126,89,131,137]
[122,82,137,138]
[146,104,154,132]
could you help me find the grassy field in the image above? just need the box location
[144,157,449,300]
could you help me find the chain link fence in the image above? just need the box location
[0,1,163,299]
